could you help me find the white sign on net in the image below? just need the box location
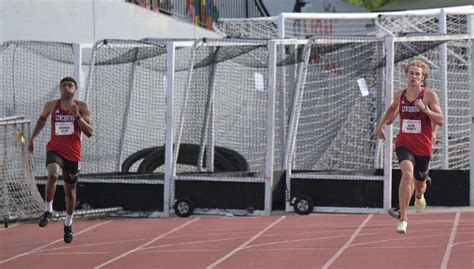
[357,77,369,97]
[254,72,265,92]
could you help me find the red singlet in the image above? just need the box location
[46,100,82,162]
[395,88,432,156]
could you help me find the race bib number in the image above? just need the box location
[55,122,74,136]
[401,119,421,134]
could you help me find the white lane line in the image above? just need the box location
[206,216,286,269]
[142,236,252,251]
[440,212,461,269]
[0,220,112,265]
[94,217,200,269]
[322,214,373,269]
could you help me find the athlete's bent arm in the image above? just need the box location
[425,91,444,127]
[376,91,401,140]
[73,101,93,137]
[419,91,444,127]
[28,101,54,153]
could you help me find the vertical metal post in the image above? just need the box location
[265,40,277,216]
[283,40,311,211]
[164,41,176,217]
[278,14,286,39]
[375,41,386,169]
[72,43,85,101]
[198,47,218,172]
[439,9,449,169]
[383,36,395,210]
[468,15,474,206]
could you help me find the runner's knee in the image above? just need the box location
[63,183,76,196]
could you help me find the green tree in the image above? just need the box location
[345,0,393,11]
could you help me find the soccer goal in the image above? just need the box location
[283,33,474,214]
[163,38,276,216]
[0,116,43,226]
[80,39,169,215]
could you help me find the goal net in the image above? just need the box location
[285,36,385,173]
[171,39,270,173]
[83,39,169,174]
[166,39,272,215]
[0,116,43,221]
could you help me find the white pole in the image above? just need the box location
[283,41,311,211]
[383,36,394,210]
[277,14,289,172]
[264,40,277,216]
[468,15,474,206]
[72,43,85,101]
[439,9,449,169]
[163,41,176,217]
[197,59,217,171]
[198,47,217,172]
[470,41,474,206]
[278,14,285,39]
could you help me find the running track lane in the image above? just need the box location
[320,212,474,269]
[0,218,199,268]
[0,212,473,268]
[95,216,286,268]
[209,214,373,268]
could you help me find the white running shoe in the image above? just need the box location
[397,220,408,234]
[415,194,426,213]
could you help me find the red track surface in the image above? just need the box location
[1,211,473,268]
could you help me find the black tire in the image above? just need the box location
[293,195,314,215]
[137,147,165,173]
[215,146,249,172]
[173,198,194,217]
[138,144,248,173]
[121,147,162,173]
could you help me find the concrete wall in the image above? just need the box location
[0,0,221,44]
